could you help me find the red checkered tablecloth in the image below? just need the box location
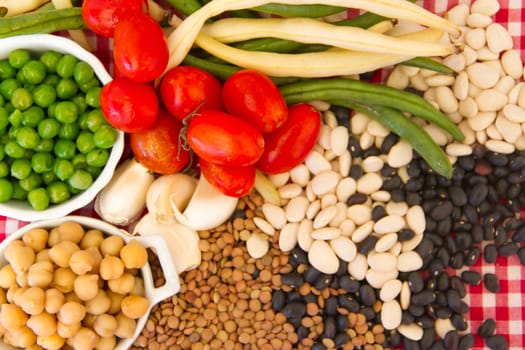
[0,1,524,349]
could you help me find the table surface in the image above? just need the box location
[0,1,524,349]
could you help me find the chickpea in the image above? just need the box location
[27,312,57,336]
[4,326,37,348]
[35,248,52,263]
[100,235,124,257]
[74,274,99,301]
[106,291,124,315]
[80,229,104,249]
[52,267,76,293]
[86,246,102,273]
[22,228,49,252]
[114,312,136,339]
[36,333,65,350]
[16,271,28,287]
[95,336,116,350]
[107,272,135,295]
[58,221,85,244]
[44,288,65,314]
[93,313,118,338]
[85,290,111,315]
[0,304,28,330]
[49,241,80,268]
[19,287,45,315]
[69,249,96,275]
[58,301,86,325]
[0,288,6,304]
[131,276,145,296]
[64,291,83,303]
[7,285,24,304]
[56,320,81,338]
[27,260,54,288]
[5,244,35,274]
[26,345,44,350]
[120,240,148,269]
[0,264,16,289]
[121,295,149,319]
[72,327,100,350]
[3,239,24,261]
[47,227,61,247]
[99,255,124,280]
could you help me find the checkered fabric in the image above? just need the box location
[0,1,524,349]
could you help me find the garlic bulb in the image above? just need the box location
[95,158,155,226]
[146,173,197,224]
[133,213,201,273]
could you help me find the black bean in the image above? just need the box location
[458,155,475,171]
[509,155,525,170]
[426,276,437,291]
[347,136,361,157]
[471,224,484,243]
[398,228,416,242]
[402,310,415,324]
[382,175,403,191]
[287,317,302,328]
[330,105,351,129]
[484,244,498,263]
[290,247,308,265]
[519,247,525,266]
[449,186,468,206]
[408,304,425,317]
[272,290,286,311]
[358,284,376,306]
[407,271,424,293]
[405,177,425,192]
[406,191,422,205]
[323,316,336,338]
[371,204,387,221]
[477,318,496,338]
[450,252,464,269]
[324,296,338,316]
[346,192,367,205]
[337,295,360,312]
[484,224,496,240]
[451,313,468,331]
[303,293,317,304]
[415,237,434,259]
[443,330,459,350]
[311,342,326,350]
[428,258,445,277]
[336,315,348,332]
[468,184,489,206]
[429,340,446,350]
[483,273,500,293]
[435,306,452,319]
[458,334,476,350]
[447,289,462,313]
[498,242,519,257]
[333,332,350,348]
[435,291,447,306]
[282,302,306,318]
[417,315,435,329]
[314,274,333,290]
[391,188,405,202]
[436,272,450,291]
[297,325,309,341]
[403,338,421,350]
[411,290,435,306]
[464,247,480,266]
[389,330,402,347]
[486,335,509,350]
[450,276,467,298]
[361,306,376,321]
[512,226,525,242]
[281,272,304,288]
[507,183,521,199]
[421,328,436,349]
[338,275,360,293]
[303,266,322,284]
[357,235,378,255]
[455,232,472,250]
[445,235,458,254]
[430,200,454,221]
[287,291,302,302]
[494,225,508,246]
[350,164,363,180]
[461,270,481,285]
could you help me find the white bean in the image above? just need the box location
[246,233,269,259]
[470,0,500,16]
[278,223,299,252]
[289,164,310,187]
[375,233,398,253]
[453,71,469,100]
[308,240,339,274]
[435,86,459,113]
[467,111,497,131]
[475,89,508,112]
[350,221,374,243]
[262,203,287,230]
[347,253,367,280]
[346,204,372,225]
[373,215,405,234]
[485,139,516,153]
[486,23,514,54]
[465,27,486,50]
[297,219,314,252]
[330,236,357,262]
[446,3,469,26]
[356,172,383,194]
[379,279,403,302]
[304,151,332,175]
[350,112,369,135]
[285,196,309,222]
[313,206,338,229]
[501,50,524,79]
[381,300,402,330]
[502,104,525,123]
[253,217,275,237]
[495,115,521,143]
[329,126,349,156]
[466,13,492,28]
[467,62,500,89]
[278,183,302,199]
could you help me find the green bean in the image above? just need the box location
[165,0,202,16]
[401,57,456,75]
[279,78,464,141]
[339,101,452,178]
[253,3,345,17]
[0,8,83,34]
[0,16,85,39]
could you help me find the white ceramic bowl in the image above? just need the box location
[0,215,180,350]
[0,34,124,222]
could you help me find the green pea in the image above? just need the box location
[72,153,87,169]
[21,60,47,85]
[42,74,60,87]
[32,84,57,108]
[54,101,78,123]
[42,171,57,185]
[0,178,14,202]
[8,125,20,140]
[54,139,76,159]
[56,78,78,99]
[16,126,40,149]
[4,140,26,158]
[10,158,32,180]
[54,158,74,180]
[11,88,33,110]
[31,152,54,173]
[0,78,22,100]
[78,77,100,93]
[85,87,101,108]
[68,169,92,190]
[76,131,95,154]
[34,139,54,153]
[20,172,43,192]
[56,54,78,78]
[0,60,16,79]
[47,102,58,119]
[16,69,27,85]
[27,187,49,210]
[58,122,80,140]
[11,182,28,200]
[22,106,45,127]
[86,148,109,167]
[0,94,4,107]
[86,109,107,132]
[73,61,95,85]
[39,50,62,73]
[9,49,31,69]
[0,107,9,129]
[47,181,70,204]
[78,112,90,130]
[93,125,117,149]
[0,162,9,178]
[87,166,102,178]
[71,94,87,113]
[3,102,14,114]
[8,109,23,127]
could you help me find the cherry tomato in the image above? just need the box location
[159,66,224,121]
[100,77,158,133]
[130,108,191,174]
[199,158,255,198]
[81,0,144,38]
[113,12,169,82]
[256,103,321,174]
[187,110,265,166]
[222,69,288,134]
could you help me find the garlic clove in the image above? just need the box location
[95,159,155,226]
[133,213,201,273]
[172,174,238,231]
[146,173,198,224]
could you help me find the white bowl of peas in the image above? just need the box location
[0,34,124,222]
[0,215,180,350]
